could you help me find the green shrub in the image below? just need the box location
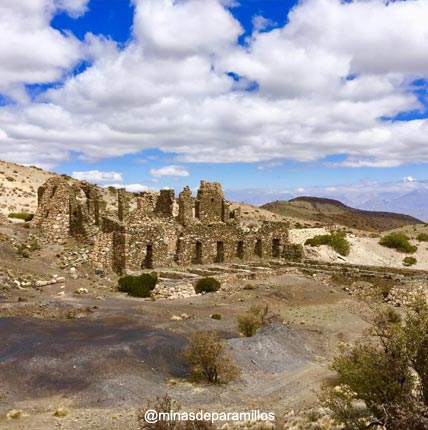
[194,277,221,294]
[379,232,417,253]
[320,299,428,429]
[305,232,350,256]
[210,313,222,320]
[417,233,428,242]
[8,212,34,222]
[16,245,30,258]
[403,256,417,267]
[118,273,158,298]
[243,284,255,290]
[28,237,41,251]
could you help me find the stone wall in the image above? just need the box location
[118,188,129,222]
[155,189,175,217]
[122,221,178,271]
[178,186,194,226]
[32,177,71,244]
[175,221,290,267]
[34,177,300,274]
[33,177,104,245]
[195,180,226,223]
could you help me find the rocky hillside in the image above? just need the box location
[0,160,56,215]
[262,196,424,232]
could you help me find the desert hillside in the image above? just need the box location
[262,196,423,232]
[0,160,57,215]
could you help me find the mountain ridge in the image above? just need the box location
[262,196,424,232]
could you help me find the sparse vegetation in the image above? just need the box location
[8,212,34,222]
[379,232,417,253]
[53,407,68,418]
[417,233,428,242]
[118,273,158,298]
[210,313,222,320]
[6,409,23,419]
[403,256,417,266]
[236,304,273,337]
[305,231,351,256]
[243,284,255,290]
[194,277,221,294]
[181,331,240,383]
[320,297,428,429]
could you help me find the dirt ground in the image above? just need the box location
[0,252,368,429]
[0,222,409,430]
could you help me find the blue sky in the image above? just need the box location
[2,0,428,204]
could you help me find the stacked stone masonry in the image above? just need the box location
[33,178,303,274]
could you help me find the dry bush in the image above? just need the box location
[236,304,277,337]
[181,331,240,384]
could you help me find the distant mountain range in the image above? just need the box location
[225,180,428,221]
[261,196,424,232]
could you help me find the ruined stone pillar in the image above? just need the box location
[178,186,194,225]
[118,188,129,221]
[155,189,175,217]
[195,180,225,223]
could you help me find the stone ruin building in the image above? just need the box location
[32,177,303,274]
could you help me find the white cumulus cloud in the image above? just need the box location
[150,165,190,178]
[105,183,151,193]
[2,0,428,168]
[72,170,123,182]
[0,0,89,101]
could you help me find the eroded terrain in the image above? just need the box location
[1,221,428,429]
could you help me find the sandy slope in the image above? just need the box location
[289,227,428,270]
[0,160,55,215]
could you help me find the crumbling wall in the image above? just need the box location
[155,189,175,217]
[135,192,158,217]
[69,182,103,243]
[35,177,299,273]
[91,217,126,273]
[195,180,227,223]
[33,177,105,245]
[32,177,71,244]
[175,221,290,266]
[178,186,194,225]
[118,188,130,222]
[124,221,178,271]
